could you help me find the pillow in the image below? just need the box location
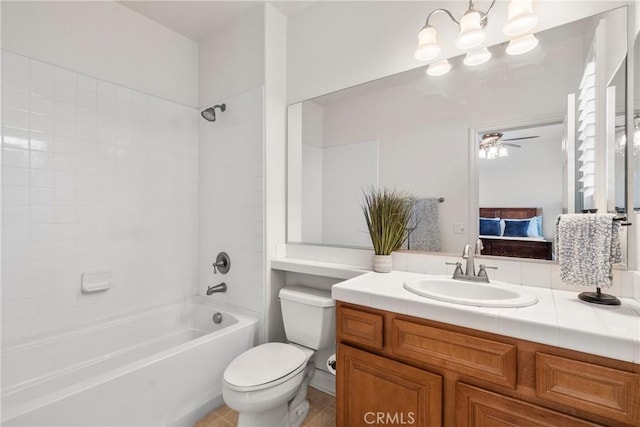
[501,217,543,237]
[533,215,543,236]
[479,218,501,236]
[503,219,531,237]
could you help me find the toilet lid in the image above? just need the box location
[224,342,307,389]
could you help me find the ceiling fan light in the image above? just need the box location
[506,33,539,55]
[498,146,509,157]
[464,47,492,66]
[426,59,451,76]
[456,10,486,50]
[478,149,487,159]
[415,25,441,61]
[504,0,538,36]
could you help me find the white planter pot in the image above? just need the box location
[372,255,393,273]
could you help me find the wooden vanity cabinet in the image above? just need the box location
[336,301,640,427]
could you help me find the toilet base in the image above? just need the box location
[289,399,309,427]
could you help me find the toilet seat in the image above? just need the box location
[224,343,308,392]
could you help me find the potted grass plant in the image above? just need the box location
[361,188,414,273]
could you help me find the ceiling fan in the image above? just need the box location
[479,132,539,159]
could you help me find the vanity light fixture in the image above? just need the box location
[503,0,538,36]
[415,0,539,75]
[427,59,452,76]
[463,47,492,66]
[506,33,539,55]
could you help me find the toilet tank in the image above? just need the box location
[279,286,335,350]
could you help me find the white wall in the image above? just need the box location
[198,5,265,108]
[287,0,630,103]
[1,1,198,107]
[197,86,264,317]
[1,51,199,342]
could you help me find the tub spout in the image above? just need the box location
[207,282,227,296]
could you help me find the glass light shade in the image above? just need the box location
[506,34,539,55]
[634,130,640,147]
[487,146,498,158]
[503,0,538,36]
[426,59,451,76]
[415,25,441,61]
[456,10,486,50]
[464,47,492,66]
[478,149,487,159]
[498,146,509,157]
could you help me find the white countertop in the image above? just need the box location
[332,271,640,364]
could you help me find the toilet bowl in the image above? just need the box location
[222,286,335,427]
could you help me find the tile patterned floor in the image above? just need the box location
[193,387,335,427]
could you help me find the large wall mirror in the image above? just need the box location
[287,6,629,263]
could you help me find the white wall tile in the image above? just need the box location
[30,60,54,83]
[3,166,30,186]
[521,262,552,288]
[30,80,53,99]
[198,86,264,315]
[2,52,199,343]
[4,89,30,111]
[3,147,30,168]
[3,108,29,131]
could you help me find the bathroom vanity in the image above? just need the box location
[332,271,640,427]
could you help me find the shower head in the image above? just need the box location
[201,103,226,122]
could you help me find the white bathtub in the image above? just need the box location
[1,297,257,426]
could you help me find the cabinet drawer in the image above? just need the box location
[391,318,517,388]
[457,382,600,426]
[536,352,640,425]
[337,306,384,350]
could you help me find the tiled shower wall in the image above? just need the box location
[1,51,199,343]
[198,86,264,318]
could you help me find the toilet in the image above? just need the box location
[222,286,335,427]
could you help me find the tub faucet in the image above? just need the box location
[207,282,227,295]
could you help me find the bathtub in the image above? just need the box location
[1,297,257,426]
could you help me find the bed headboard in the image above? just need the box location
[479,207,542,219]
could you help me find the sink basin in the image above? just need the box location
[403,276,538,308]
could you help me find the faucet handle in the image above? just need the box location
[477,264,497,279]
[475,239,484,254]
[445,261,464,277]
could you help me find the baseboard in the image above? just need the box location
[309,368,336,396]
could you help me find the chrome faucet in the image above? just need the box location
[207,282,227,295]
[445,239,496,283]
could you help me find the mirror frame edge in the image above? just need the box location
[625,2,637,270]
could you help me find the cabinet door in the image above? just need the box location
[456,383,600,427]
[337,343,442,427]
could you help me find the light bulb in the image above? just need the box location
[426,59,451,76]
[634,130,640,147]
[415,25,441,61]
[498,146,509,157]
[488,146,498,159]
[506,34,539,55]
[464,47,492,66]
[504,0,538,36]
[456,10,486,50]
[478,149,487,159]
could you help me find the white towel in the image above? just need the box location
[554,214,622,287]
